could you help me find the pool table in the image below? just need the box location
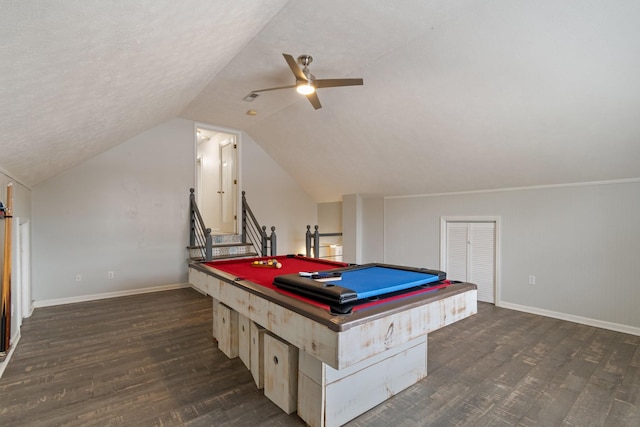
[189,255,477,427]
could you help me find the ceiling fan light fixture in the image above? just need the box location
[296,81,315,95]
[251,54,363,109]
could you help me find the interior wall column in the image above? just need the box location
[341,194,362,264]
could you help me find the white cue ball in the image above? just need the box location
[276,262,282,269]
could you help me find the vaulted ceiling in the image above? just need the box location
[3,1,640,202]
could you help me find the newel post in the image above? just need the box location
[270,226,277,256]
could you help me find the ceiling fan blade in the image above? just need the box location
[250,85,296,93]
[307,92,322,110]
[314,78,364,89]
[283,53,307,81]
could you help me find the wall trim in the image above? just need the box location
[0,330,21,379]
[385,177,640,200]
[33,283,191,308]
[499,301,640,337]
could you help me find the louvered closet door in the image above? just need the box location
[445,222,469,282]
[445,221,496,303]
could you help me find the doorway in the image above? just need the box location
[440,217,500,304]
[195,126,239,234]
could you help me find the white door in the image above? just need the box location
[219,139,237,233]
[442,220,497,303]
[195,128,239,234]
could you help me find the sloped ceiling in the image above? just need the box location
[3,1,640,202]
[0,0,289,186]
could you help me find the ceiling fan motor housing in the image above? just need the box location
[297,55,313,67]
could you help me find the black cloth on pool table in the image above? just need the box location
[273,263,446,314]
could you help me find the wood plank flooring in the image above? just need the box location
[0,288,638,426]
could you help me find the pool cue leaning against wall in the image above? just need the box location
[1,182,13,355]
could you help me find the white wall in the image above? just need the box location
[361,197,384,263]
[318,202,342,240]
[32,118,195,302]
[377,180,640,332]
[30,119,318,303]
[313,202,342,259]
[342,194,362,264]
[241,131,317,255]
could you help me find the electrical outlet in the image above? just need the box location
[528,275,536,285]
[75,274,82,282]
[108,271,114,279]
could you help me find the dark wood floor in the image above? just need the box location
[0,288,638,427]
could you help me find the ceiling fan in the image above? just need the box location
[249,54,364,110]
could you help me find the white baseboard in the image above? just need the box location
[0,330,21,379]
[499,301,640,337]
[33,283,191,308]
[24,303,34,318]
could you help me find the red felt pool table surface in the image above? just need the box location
[203,255,350,310]
[206,255,347,289]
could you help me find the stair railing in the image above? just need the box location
[305,225,342,258]
[242,191,277,256]
[189,189,276,261]
[189,188,213,261]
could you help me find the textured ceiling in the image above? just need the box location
[3,1,640,202]
[0,0,288,186]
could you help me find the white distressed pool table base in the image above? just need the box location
[189,265,477,427]
[297,335,427,427]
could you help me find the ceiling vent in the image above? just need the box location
[243,92,260,102]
